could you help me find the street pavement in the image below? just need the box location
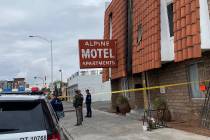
[60,102,210,140]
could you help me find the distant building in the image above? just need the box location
[0,81,7,89]
[0,78,29,92]
[7,81,13,89]
[67,70,111,102]
[13,78,25,89]
[61,82,68,100]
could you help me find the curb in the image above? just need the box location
[62,126,74,140]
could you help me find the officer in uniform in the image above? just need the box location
[85,89,92,118]
[73,90,83,126]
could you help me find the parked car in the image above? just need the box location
[0,93,68,140]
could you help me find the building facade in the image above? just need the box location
[0,78,28,92]
[68,70,111,102]
[13,78,26,89]
[103,0,210,125]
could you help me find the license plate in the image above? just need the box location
[20,135,47,140]
[0,130,47,140]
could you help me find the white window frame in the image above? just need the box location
[187,63,205,99]
[199,0,210,49]
[160,0,174,61]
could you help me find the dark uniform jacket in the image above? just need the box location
[85,94,91,104]
[73,94,84,108]
[51,98,63,112]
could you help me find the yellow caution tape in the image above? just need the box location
[58,80,210,98]
[111,79,210,94]
[58,96,71,99]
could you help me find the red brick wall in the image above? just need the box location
[132,0,161,74]
[147,51,210,122]
[102,0,127,81]
[157,62,191,121]
[174,0,201,62]
[102,68,109,82]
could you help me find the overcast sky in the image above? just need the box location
[0,0,110,85]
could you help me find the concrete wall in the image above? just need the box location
[78,75,111,102]
[68,72,111,102]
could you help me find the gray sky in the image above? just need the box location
[0,0,109,85]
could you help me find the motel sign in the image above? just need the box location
[79,40,117,69]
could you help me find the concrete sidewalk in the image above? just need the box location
[60,108,210,140]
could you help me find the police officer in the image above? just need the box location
[73,90,83,126]
[85,89,92,118]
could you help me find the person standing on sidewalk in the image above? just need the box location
[85,89,92,118]
[50,94,64,120]
[73,90,83,126]
[79,90,84,121]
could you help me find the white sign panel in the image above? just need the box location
[160,87,166,94]
[0,130,47,140]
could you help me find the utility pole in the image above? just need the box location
[142,72,149,109]
[125,0,133,98]
[50,40,53,84]
[29,35,54,92]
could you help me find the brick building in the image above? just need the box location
[103,0,210,125]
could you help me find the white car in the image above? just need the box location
[0,92,68,140]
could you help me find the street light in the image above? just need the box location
[59,69,63,83]
[29,35,53,89]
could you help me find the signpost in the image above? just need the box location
[79,40,117,69]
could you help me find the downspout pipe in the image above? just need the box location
[124,0,133,97]
[126,0,133,75]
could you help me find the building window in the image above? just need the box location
[167,3,174,37]
[91,70,96,75]
[109,14,112,39]
[137,24,143,45]
[188,63,205,98]
[80,71,87,76]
